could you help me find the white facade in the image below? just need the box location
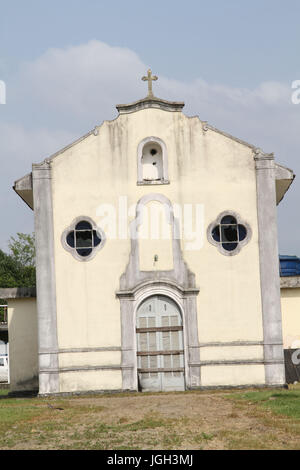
[12,81,294,395]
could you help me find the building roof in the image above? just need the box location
[0,287,36,299]
[280,255,300,277]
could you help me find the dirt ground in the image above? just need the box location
[1,389,300,450]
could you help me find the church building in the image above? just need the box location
[9,70,295,395]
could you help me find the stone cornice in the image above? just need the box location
[253,148,275,161]
[116,96,185,114]
[116,278,200,299]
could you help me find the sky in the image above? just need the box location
[0,0,300,255]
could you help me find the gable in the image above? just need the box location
[13,101,294,210]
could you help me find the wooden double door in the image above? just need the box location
[136,295,185,392]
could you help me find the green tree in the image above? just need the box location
[8,233,35,267]
[0,233,36,288]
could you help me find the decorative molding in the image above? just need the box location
[119,193,196,290]
[39,346,121,355]
[192,359,284,366]
[198,341,264,348]
[117,193,200,392]
[116,96,185,114]
[116,279,199,299]
[137,180,170,186]
[93,126,99,136]
[40,365,122,374]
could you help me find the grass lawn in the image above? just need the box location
[229,384,300,419]
[0,385,299,450]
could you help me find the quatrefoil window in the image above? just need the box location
[208,212,251,256]
[62,217,105,261]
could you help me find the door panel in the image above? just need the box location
[136,295,185,392]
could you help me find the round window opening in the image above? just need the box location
[63,218,105,260]
[209,213,250,255]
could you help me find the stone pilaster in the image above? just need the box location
[32,160,59,394]
[254,150,285,385]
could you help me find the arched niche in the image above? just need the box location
[137,137,169,185]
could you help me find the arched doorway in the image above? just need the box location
[136,295,185,392]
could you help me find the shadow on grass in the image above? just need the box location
[0,390,38,400]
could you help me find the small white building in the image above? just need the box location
[8,71,295,395]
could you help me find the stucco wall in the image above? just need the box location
[50,107,263,391]
[7,298,38,392]
[281,287,300,349]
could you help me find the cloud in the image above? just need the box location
[19,40,147,126]
[15,40,299,159]
[17,44,295,124]
[1,40,299,254]
[0,122,75,250]
[0,123,74,168]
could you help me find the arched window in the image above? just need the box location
[137,137,169,185]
